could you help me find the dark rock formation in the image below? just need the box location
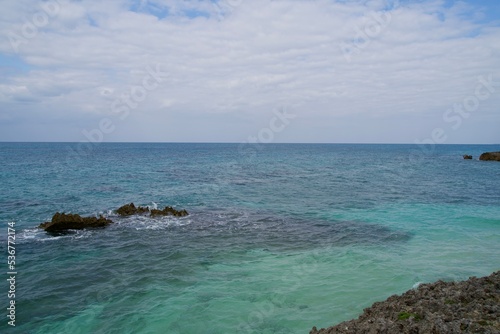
[151,206,189,217]
[39,212,114,232]
[116,203,149,216]
[463,155,473,160]
[310,271,500,334]
[38,203,188,232]
[116,203,188,217]
[479,152,500,161]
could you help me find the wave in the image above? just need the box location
[113,214,192,231]
[17,227,95,243]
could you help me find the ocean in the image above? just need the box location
[1,143,499,333]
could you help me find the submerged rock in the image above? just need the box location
[39,212,114,232]
[310,271,500,334]
[116,203,188,217]
[463,155,473,160]
[479,152,500,161]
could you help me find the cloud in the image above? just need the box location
[0,0,499,143]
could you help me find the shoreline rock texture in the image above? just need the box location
[116,203,189,217]
[39,212,114,232]
[479,152,500,161]
[310,271,500,334]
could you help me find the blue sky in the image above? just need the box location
[0,0,499,143]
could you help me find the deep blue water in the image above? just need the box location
[1,143,499,333]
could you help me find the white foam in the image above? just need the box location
[118,215,192,231]
[21,228,44,240]
[18,227,93,243]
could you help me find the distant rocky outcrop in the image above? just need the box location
[39,212,114,232]
[116,203,189,217]
[310,271,500,334]
[39,203,188,232]
[479,152,500,161]
[463,155,473,160]
[116,203,150,216]
[151,206,189,217]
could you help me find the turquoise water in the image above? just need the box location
[1,143,499,333]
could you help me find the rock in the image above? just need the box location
[150,206,189,217]
[39,212,114,232]
[38,203,189,233]
[116,203,188,217]
[310,271,500,334]
[479,152,500,161]
[463,155,473,160]
[116,203,149,216]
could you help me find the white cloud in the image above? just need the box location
[0,0,499,143]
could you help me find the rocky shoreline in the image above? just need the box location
[310,271,500,334]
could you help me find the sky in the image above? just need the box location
[0,0,499,143]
